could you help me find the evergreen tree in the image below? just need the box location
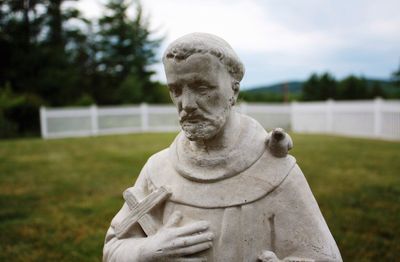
[337,76,368,100]
[0,0,93,136]
[369,82,384,98]
[0,0,45,93]
[302,73,319,101]
[38,0,92,106]
[319,73,337,99]
[302,72,337,101]
[0,0,47,137]
[95,0,162,104]
[392,61,400,88]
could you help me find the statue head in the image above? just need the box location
[163,33,245,141]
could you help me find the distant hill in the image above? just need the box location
[240,78,399,102]
[243,79,397,95]
[244,81,303,94]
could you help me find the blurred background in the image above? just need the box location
[1,0,400,138]
[0,0,399,261]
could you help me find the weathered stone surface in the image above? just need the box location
[103,32,342,262]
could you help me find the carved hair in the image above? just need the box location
[163,32,245,82]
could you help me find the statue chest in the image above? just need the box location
[159,197,276,262]
[146,148,296,209]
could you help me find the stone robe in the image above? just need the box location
[103,115,342,262]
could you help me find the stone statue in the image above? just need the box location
[103,33,342,262]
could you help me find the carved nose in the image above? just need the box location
[181,90,197,113]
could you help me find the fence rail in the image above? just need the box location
[40,98,400,140]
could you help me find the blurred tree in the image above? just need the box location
[38,0,93,106]
[0,0,47,136]
[95,0,162,104]
[392,61,400,88]
[0,82,43,137]
[0,0,167,137]
[302,73,319,101]
[302,72,337,101]
[0,0,94,136]
[301,73,384,101]
[0,0,44,93]
[0,0,92,106]
[320,73,337,99]
[337,75,368,100]
[369,81,385,98]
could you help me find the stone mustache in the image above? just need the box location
[103,33,342,262]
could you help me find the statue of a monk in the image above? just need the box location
[103,33,342,262]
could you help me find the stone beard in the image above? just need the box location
[103,33,342,262]
[179,106,229,141]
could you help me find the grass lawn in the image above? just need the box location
[0,133,399,261]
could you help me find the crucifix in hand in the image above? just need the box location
[115,186,171,238]
[115,187,207,262]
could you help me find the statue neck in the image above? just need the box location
[169,113,268,182]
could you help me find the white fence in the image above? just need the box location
[292,98,400,140]
[40,98,400,140]
[40,104,180,139]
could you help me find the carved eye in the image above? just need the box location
[169,86,182,97]
[197,86,210,94]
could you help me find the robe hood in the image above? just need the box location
[146,114,297,208]
[170,114,268,182]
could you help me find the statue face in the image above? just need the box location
[164,53,235,141]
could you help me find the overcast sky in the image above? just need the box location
[75,0,400,89]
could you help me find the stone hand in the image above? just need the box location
[258,250,281,262]
[137,211,213,262]
[266,128,293,158]
[259,251,315,262]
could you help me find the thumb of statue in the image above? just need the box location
[266,128,293,158]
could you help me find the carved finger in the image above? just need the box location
[165,211,183,228]
[175,221,210,236]
[272,128,285,141]
[167,232,214,250]
[259,250,279,262]
[167,241,212,257]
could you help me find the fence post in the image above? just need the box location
[373,97,382,137]
[40,106,48,139]
[290,101,297,132]
[90,105,98,136]
[141,103,149,131]
[326,99,334,133]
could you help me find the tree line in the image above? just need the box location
[302,73,389,101]
[0,0,170,138]
[240,69,400,103]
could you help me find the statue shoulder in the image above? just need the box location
[145,148,175,182]
[250,150,297,193]
[133,148,171,190]
[147,148,170,168]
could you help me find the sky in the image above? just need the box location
[74,0,400,89]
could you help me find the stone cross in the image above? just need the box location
[115,186,170,238]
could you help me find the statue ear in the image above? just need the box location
[232,81,240,93]
[231,81,240,105]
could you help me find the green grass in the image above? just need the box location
[0,133,399,261]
